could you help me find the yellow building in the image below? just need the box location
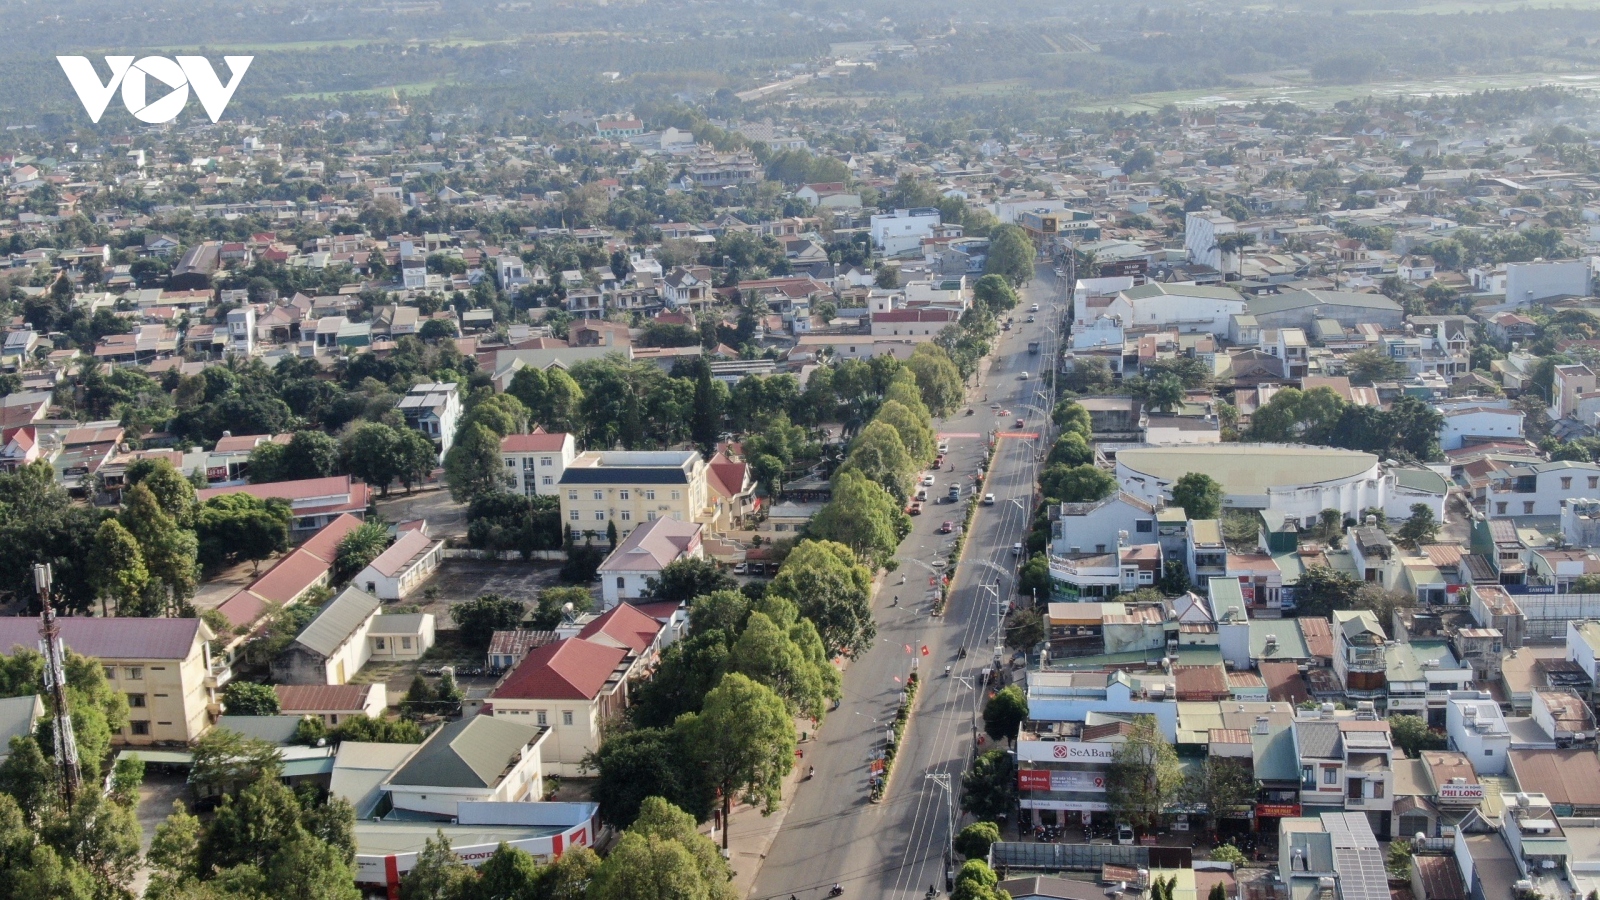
[0,617,223,745]
[558,450,714,540]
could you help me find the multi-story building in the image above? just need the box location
[500,431,576,497]
[1444,690,1511,775]
[396,382,461,462]
[557,450,713,540]
[870,208,941,257]
[225,306,255,356]
[0,617,227,746]
[1292,704,1396,838]
[1334,611,1388,707]
[1487,461,1600,518]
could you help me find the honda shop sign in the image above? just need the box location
[1017,769,1107,793]
[1016,740,1117,763]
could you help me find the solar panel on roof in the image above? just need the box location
[1322,813,1388,900]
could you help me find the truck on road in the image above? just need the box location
[1027,340,1040,354]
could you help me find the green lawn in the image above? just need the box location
[284,81,444,101]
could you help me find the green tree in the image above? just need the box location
[1051,398,1093,441]
[837,420,917,502]
[329,715,425,744]
[1039,464,1116,504]
[984,225,1035,286]
[906,344,964,416]
[951,859,1008,900]
[645,557,737,604]
[873,398,937,467]
[1106,715,1182,831]
[677,673,795,850]
[1396,503,1439,549]
[339,423,402,495]
[530,586,594,630]
[1292,565,1361,619]
[282,431,340,481]
[188,728,284,801]
[808,469,909,567]
[449,594,526,650]
[768,540,875,659]
[119,482,199,603]
[1180,757,1258,836]
[587,729,713,831]
[124,458,199,527]
[1046,433,1094,467]
[726,599,839,721]
[445,422,509,503]
[334,522,391,583]
[690,360,722,452]
[960,749,1016,821]
[628,630,730,730]
[1144,373,1186,414]
[1388,714,1446,757]
[196,493,293,573]
[394,427,442,492]
[247,440,289,484]
[972,274,1019,314]
[400,834,475,900]
[222,681,281,716]
[983,685,1029,742]
[1170,472,1223,520]
[87,519,148,617]
[1017,553,1051,601]
[953,821,1001,861]
[1346,348,1408,385]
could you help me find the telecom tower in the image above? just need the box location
[33,564,80,806]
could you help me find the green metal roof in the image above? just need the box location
[1122,283,1246,302]
[388,715,545,790]
[1393,467,1450,495]
[1246,289,1402,316]
[1385,640,1460,682]
[1250,619,1312,660]
[1116,445,1379,497]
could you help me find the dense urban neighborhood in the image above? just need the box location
[22,19,1600,900]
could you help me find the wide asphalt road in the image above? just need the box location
[749,265,1067,900]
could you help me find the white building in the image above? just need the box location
[497,255,530,289]
[1487,461,1600,518]
[354,530,444,600]
[1051,492,1158,557]
[1114,444,1448,529]
[1435,400,1524,451]
[870,208,941,257]
[500,430,576,497]
[1505,257,1593,305]
[1445,691,1511,775]
[226,306,255,357]
[1184,210,1237,271]
[1024,669,1178,741]
[1102,282,1248,337]
[397,382,461,462]
[383,715,549,817]
[595,516,703,609]
[272,586,383,685]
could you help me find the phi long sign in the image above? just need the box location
[1015,740,1117,763]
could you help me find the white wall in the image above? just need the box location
[1438,409,1523,451]
[601,571,654,609]
[491,701,601,777]
[1505,258,1593,305]
[1488,464,1600,517]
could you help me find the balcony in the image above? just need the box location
[205,659,233,689]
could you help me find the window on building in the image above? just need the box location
[562,711,574,726]
[593,490,603,500]
[506,459,516,469]
[646,511,656,521]
[617,577,625,589]
[103,667,115,681]
[127,693,145,708]
[375,637,386,650]
[1496,502,1507,515]
[1524,501,1536,515]
[402,637,412,649]
[536,711,547,726]
[1135,520,1153,533]
[671,490,682,500]
[124,667,142,681]
[1563,477,1573,489]
[568,490,578,500]
[645,490,656,501]
[569,510,580,521]
[621,511,631,521]
[595,511,606,521]
[541,456,552,467]
[542,476,553,486]
[1590,476,1598,489]
[129,721,149,736]
[1372,781,1384,799]
[1323,768,1338,785]
[620,490,630,500]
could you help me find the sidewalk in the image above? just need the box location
[716,724,816,898]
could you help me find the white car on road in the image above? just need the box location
[921,474,936,486]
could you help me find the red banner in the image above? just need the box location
[1255,803,1301,818]
[1018,769,1052,791]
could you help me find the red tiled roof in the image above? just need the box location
[1259,661,1312,706]
[501,430,571,453]
[576,603,663,654]
[245,548,329,605]
[299,513,365,564]
[491,638,627,701]
[273,683,376,713]
[1299,617,1335,659]
[197,475,369,508]
[216,589,269,631]
[629,600,684,622]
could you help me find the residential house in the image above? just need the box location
[368,614,437,663]
[353,530,444,600]
[1292,706,1397,838]
[595,516,703,609]
[558,450,713,539]
[1488,461,1600,518]
[397,382,461,462]
[382,715,549,817]
[501,431,576,497]
[487,638,634,777]
[196,476,371,535]
[271,586,383,685]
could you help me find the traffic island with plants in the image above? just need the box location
[870,670,919,803]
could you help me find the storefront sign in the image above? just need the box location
[1020,798,1109,812]
[1255,803,1301,818]
[1018,769,1107,792]
[1016,740,1117,763]
[1437,783,1485,802]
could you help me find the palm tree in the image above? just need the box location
[1215,232,1257,280]
[1145,374,1186,414]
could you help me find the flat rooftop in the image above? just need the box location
[1116,444,1379,496]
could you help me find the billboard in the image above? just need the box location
[1016,740,1117,763]
[1018,769,1108,792]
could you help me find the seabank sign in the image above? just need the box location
[58,56,253,124]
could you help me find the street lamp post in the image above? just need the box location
[926,772,956,892]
